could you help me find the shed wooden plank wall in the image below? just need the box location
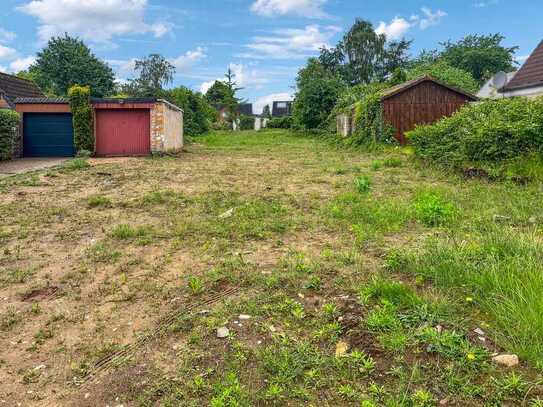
[383,81,472,145]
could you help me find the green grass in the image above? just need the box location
[1,129,543,406]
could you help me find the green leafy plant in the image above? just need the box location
[68,85,94,153]
[267,116,293,129]
[407,97,543,180]
[87,194,112,208]
[0,109,19,161]
[354,175,371,193]
[187,276,204,295]
[413,192,456,227]
[239,114,255,131]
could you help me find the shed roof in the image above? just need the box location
[501,40,543,91]
[0,72,45,107]
[380,75,478,101]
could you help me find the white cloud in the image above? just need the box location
[515,55,529,63]
[474,0,498,7]
[0,28,16,43]
[253,92,293,114]
[18,0,172,44]
[171,47,207,71]
[9,56,36,72]
[199,62,269,95]
[250,0,328,18]
[243,25,341,59]
[200,80,216,94]
[375,7,446,40]
[0,45,17,60]
[375,17,411,40]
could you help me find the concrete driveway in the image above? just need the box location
[0,157,68,178]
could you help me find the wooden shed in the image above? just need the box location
[381,76,478,144]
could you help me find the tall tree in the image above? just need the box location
[318,19,411,85]
[293,58,345,129]
[205,81,235,109]
[439,34,518,83]
[123,54,175,97]
[165,87,215,137]
[30,34,115,97]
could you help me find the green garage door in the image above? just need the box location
[23,113,75,157]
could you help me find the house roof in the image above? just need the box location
[501,40,543,92]
[380,75,478,101]
[0,72,45,107]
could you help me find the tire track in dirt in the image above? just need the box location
[42,286,243,406]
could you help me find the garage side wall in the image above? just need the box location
[150,101,183,153]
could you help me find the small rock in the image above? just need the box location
[439,399,448,406]
[218,208,234,219]
[84,393,90,399]
[493,214,511,222]
[478,336,486,343]
[529,216,537,224]
[492,354,519,367]
[239,314,251,320]
[216,327,229,338]
[474,328,485,336]
[335,341,349,357]
[337,316,344,322]
[268,325,277,333]
[436,325,443,333]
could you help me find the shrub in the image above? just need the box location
[0,109,19,161]
[405,60,479,94]
[267,116,293,129]
[210,121,232,131]
[407,97,543,176]
[239,114,255,131]
[68,85,94,153]
[165,87,214,136]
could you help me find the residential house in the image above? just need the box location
[0,72,44,109]
[477,71,517,99]
[499,40,543,98]
[272,101,292,117]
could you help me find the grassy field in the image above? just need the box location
[0,129,542,406]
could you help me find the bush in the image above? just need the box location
[165,87,214,136]
[68,85,94,153]
[267,116,292,129]
[405,60,479,94]
[239,114,255,131]
[407,97,543,175]
[0,109,19,161]
[413,192,456,227]
[210,121,232,131]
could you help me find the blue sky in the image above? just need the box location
[0,0,541,112]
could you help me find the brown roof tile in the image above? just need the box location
[502,40,543,91]
[0,72,45,107]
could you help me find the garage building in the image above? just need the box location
[14,97,183,157]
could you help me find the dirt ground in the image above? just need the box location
[0,131,541,406]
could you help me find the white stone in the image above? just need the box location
[492,354,519,367]
[474,328,485,336]
[239,314,251,320]
[217,327,229,338]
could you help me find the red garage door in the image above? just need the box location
[95,109,150,156]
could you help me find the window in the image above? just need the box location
[277,102,287,108]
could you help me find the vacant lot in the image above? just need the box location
[0,130,542,406]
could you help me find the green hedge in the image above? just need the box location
[407,97,543,172]
[239,115,255,131]
[68,85,94,153]
[0,109,20,161]
[267,116,292,129]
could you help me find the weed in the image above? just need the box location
[87,194,112,208]
[0,307,21,331]
[365,302,400,331]
[62,158,90,171]
[370,160,383,171]
[360,277,422,309]
[85,242,121,263]
[413,192,456,227]
[187,276,204,295]
[355,175,371,193]
[383,157,402,168]
[110,224,150,240]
